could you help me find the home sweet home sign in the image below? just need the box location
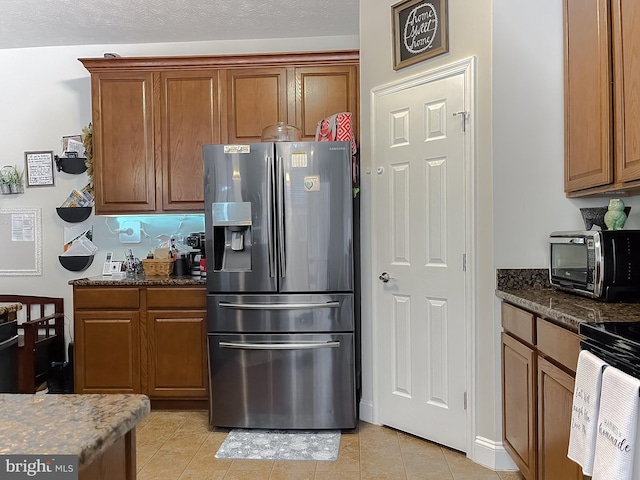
[392,0,449,70]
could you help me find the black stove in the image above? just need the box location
[580,322,640,378]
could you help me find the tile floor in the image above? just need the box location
[136,410,524,480]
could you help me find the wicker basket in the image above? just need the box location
[142,258,174,277]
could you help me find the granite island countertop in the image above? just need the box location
[496,288,640,333]
[69,275,206,286]
[0,394,149,468]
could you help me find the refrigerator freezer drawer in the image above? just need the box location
[207,294,354,333]
[208,333,356,429]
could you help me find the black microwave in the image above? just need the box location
[549,230,640,302]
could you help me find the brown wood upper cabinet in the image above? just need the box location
[80,51,359,215]
[564,0,640,196]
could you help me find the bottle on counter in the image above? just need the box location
[199,250,207,278]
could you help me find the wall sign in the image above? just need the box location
[25,150,55,186]
[392,0,449,70]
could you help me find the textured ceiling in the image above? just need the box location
[0,0,359,50]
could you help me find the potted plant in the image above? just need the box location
[2,165,24,194]
[0,168,11,194]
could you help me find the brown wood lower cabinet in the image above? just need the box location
[74,285,208,406]
[74,310,141,393]
[501,302,584,480]
[147,310,207,398]
[502,332,537,480]
[537,357,582,480]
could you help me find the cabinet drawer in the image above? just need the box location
[501,303,535,345]
[74,287,140,309]
[536,318,581,374]
[147,287,206,309]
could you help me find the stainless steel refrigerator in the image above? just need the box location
[203,141,356,429]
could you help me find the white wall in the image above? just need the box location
[0,35,358,341]
[359,0,496,462]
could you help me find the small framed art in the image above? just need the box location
[392,0,449,70]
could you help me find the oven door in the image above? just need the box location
[208,332,356,429]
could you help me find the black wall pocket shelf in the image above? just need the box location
[54,155,87,174]
[59,255,94,272]
[56,207,92,223]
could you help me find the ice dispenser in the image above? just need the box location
[212,202,252,272]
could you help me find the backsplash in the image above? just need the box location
[496,268,550,290]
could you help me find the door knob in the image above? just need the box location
[379,272,392,283]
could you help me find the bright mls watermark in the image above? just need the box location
[1,455,77,479]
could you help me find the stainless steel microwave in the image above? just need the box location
[549,230,640,302]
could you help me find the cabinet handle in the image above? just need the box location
[219,340,340,350]
[218,301,340,310]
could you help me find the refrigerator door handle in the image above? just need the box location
[267,155,275,278]
[219,340,340,350]
[0,334,18,351]
[277,156,286,277]
[218,301,340,310]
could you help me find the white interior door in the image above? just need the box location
[372,63,471,452]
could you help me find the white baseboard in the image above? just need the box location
[473,436,518,471]
[358,399,375,424]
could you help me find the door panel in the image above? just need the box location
[278,142,353,293]
[295,66,358,140]
[203,143,277,293]
[160,71,219,211]
[92,72,156,213]
[374,69,468,451]
[208,332,356,429]
[225,68,288,143]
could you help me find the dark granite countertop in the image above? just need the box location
[0,394,149,468]
[496,268,640,333]
[496,288,640,332]
[69,275,206,286]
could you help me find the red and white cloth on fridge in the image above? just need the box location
[315,112,358,184]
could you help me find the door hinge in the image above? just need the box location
[464,392,467,410]
[462,254,466,272]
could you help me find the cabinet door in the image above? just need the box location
[146,310,207,398]
[91,72,156,214]
[612,0,640,183]
[74,310,140,393]
[538,357,582,480]
[563,0,613,192]
[294,65,358,141]
[159,71,220,212]
[224,68,288,143]
[502,332,537,480]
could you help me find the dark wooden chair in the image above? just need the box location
[0,295,65,393]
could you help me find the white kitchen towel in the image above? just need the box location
[567,350,608,475]
[591,366,640,480]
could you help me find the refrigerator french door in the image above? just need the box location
[203,141,356,429]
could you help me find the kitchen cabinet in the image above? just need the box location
[73,287,141,393]
[501,304,537,480]
[224,67,288,143]
[73,284,208,407]
[294,65,359,141]
[564,0,640,196]
[501,302,584,480]
[80,51,359,215]
[146,287,207,399]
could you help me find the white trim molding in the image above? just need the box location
[473,436,518,471]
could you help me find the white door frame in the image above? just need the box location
[370,56,477,458]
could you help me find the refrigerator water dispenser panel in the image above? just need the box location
[212,202,252,272]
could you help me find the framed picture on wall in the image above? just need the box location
[392,0,449,70]
[25,150,55,187]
